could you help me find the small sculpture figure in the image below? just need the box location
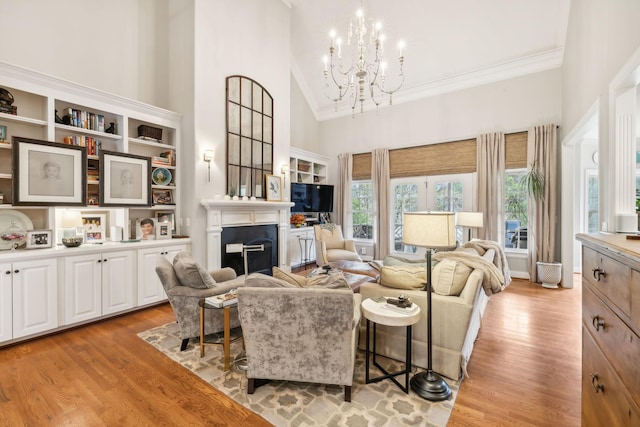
[105,122,116,134]
[0,88,14,106]
[55,110,64,124]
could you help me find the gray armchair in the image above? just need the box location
[237,275,361,401]
[155,253,245,351]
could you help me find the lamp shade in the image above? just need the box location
[61,210,82,228]
[402,212,456,249]
[456,212,484,228]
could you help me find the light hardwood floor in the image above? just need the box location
[0,277,581,426]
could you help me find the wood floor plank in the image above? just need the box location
[0,276,581,426]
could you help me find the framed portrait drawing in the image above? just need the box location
[156,211,175,233]
[81,213,106,243]
[100,150,151,207]
[26,230,53,249]
[12,136,87,206]
[265,175,282,201]
[156,221,172,239]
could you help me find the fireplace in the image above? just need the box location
[221,225,278,276]
[200,199,294,272]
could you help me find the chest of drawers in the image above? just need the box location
[577,233,640,426]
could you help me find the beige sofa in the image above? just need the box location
[358,245,505,381]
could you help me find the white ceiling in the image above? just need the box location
[289,0,572,121]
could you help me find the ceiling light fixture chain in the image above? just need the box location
[323,4,405,116]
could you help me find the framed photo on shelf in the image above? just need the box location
[265,174,282,201]
[81,213,106,243]
[134,217,156,240]
[156,221,172,239]
[99,150,151,207]
[156,211,175,233]
[12,136,87,206]
[152,189,173,205]
[25,230,53,249]
[0,125,7,142]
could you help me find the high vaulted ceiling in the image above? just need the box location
[289,0,571,121]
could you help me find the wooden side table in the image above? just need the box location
[361,297,421,393]
[198,299,241,371]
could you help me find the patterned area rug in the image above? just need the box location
[138,322,458,427]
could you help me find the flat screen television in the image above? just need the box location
[291,183,334,213]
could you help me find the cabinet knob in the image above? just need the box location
[5,270,10,275]
[103,259,108,262]
[14,270,19,274]
[97,259,102,263]
[591,315,605,331]
[590,373,604,394]
[592,267,606,281]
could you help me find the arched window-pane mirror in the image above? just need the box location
[226,76,273,198]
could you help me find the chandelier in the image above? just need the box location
[323,6,405,115]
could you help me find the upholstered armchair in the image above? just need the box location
[313,223,362,266]
[155,252,245,351]
[237,272,361,401]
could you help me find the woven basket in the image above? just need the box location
[138,125,162,141]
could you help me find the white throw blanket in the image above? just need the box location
[432,240,512,296]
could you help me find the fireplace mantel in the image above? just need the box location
[200,199,294,271]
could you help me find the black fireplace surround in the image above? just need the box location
[220,224,278,276]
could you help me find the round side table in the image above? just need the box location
[298,236,313,271]
[361,297,421,393]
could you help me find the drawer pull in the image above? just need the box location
[590,373,604,393]
[591,315,605,331]
[592,267,606,281]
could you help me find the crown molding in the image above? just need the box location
[315,48,564,121]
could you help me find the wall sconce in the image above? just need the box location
[281,164,289,176]
[203,149,215,182]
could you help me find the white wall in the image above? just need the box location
[185,0,291,263]
[291,74,321,152]
[0,0,170,108]
[316,68,562,186]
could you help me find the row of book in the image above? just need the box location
[62,135,101,156]
[63,107,106,132]
[87,165,99,183]
[0,104,17,115]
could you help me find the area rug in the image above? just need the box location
[138,322,458,427]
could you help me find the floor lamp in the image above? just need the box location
[402,211,456,401]
[456,211,484,242]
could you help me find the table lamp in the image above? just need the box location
[456,211,483,242]
[402,211,456,401]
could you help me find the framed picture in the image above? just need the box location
[26,230,53,249]
[12,136,87,206]
[82,213,106,243]
[265,175,282,201]
[135,217,156,240]
[152,189,173,205]
[156,221,172,239]
[0,125,7,142]
[156,211,175,233]
[100,150,151,207]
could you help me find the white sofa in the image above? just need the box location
[358,247,497,381]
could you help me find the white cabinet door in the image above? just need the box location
[102,250,134,315]
[12,259,57,339]
[0,262,12,342]
[137,244,187,306]
[64,253,102,325]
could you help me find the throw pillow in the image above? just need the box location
[307,271,352,290]
[173,252,216,289]
[380,265,426,290]
[273,267,309,287]
[245,272,296,288]
[431,259,472,296]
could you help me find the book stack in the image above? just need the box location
[63,107,105,132]
[0,104,17,115]
[152,156,171,166]
[205,290,238,308]
[384,302,419,315]
[87,165,99,183]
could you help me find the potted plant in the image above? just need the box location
[523,161,562,288]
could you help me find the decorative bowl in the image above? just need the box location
[62,237,84,248]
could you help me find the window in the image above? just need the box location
[352,181,373,239]
[393,182,419,253]
[504,169,528,250]
[586,170,599,233]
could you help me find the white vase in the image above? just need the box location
[537,261,562,289]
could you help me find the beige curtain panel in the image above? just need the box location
[372,148,390,259]
[476,132,505,243]
[337,153,353,238]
